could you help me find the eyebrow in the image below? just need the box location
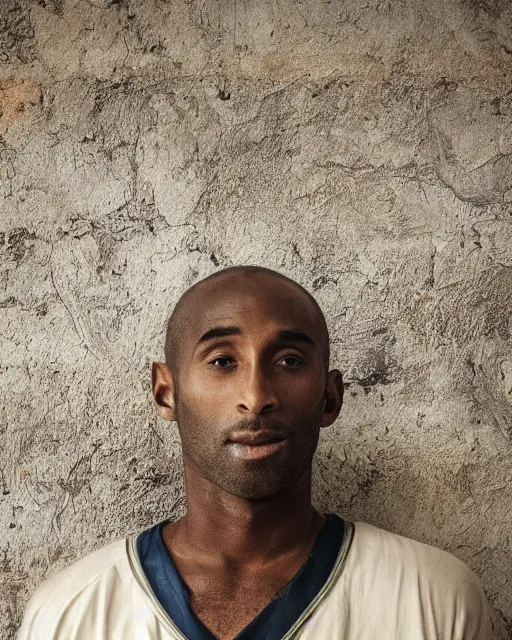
[197,326,242,345]
[196,326,316,348]
[276,329,316,348]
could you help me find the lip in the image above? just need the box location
[227,439,288,460]
[226,432,288,460]
[228,431,286,446]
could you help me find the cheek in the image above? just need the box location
[276,372,325,407]
[178,368,234,419]
[184,359,256,400]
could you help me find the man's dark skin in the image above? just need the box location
[152,267,344,640]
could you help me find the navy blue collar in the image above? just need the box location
[136,514,345,640]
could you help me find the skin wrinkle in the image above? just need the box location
[151,265,344,639]
[165,266,330,379]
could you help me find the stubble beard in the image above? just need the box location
[176,399,325,500]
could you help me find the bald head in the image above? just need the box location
[164,266,330,378]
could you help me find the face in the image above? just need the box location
[153,273,343,500]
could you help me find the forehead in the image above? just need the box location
[185,273,321,341]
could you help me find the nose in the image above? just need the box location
[237,365,278,415]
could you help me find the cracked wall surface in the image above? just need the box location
[0,0,511,637]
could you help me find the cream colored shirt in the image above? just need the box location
[17,520,492,639]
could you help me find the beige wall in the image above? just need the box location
[1,0,511,637]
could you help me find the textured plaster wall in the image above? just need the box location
[0,0,511,637]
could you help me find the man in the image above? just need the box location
[18,266,491,639]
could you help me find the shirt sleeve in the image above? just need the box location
[457,571,493,640]
[16,592,45,640]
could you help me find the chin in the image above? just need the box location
[197,451,313,500]
[219,472,295,501]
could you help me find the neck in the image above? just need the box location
[166,462,324,566]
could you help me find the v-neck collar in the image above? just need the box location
[127,515,354,640]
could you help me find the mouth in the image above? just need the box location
[226,431,288,460]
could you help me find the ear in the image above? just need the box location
[320,369,344,428]
[152,361,177,421]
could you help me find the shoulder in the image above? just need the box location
[351,521,482,588]
[17,538,134,638]
[28,537,130,603]
[345,521,491,637]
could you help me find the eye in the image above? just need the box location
[278,355,304,369]
[209,356,236,370]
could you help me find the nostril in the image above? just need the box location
[237,401,276,414]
